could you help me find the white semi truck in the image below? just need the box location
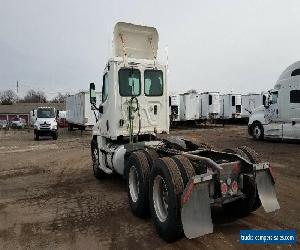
[33,107,58,140]
[66,91,101,131]
[249,61,300,140]
[89,22,279,241]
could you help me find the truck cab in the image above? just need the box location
[248,61,300,140]
[33,107,58,140]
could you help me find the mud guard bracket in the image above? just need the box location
[181,174,213,239]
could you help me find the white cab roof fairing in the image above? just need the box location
[113,22,159,60]
[275,61,300,89]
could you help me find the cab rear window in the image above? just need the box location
[144,70,163,96]
[119,68,141,96]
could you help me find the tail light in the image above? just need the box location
[231,180,238,194]
[221,182,228,196]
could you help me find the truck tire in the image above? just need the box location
[252,122,264,140]
[52,131,58,140]
[149,157,184,242]
[34,131,39,141]
[144,149,159,169]
[171,155,195,186]
[68,123,73,131]
[125,151,151,217]
[91,138,107,179]
[222,147,261,216]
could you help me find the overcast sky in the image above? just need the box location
[0,0,300,98]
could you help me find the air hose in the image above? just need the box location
[128,96,141,143]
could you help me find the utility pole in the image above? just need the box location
[16,81,19,94]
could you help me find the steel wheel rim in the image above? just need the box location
[129,166,139,203]
[153,175,168,222]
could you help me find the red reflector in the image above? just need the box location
[231,180,238,193]
[232,163,241,173]
[181,182,194,206]
[221,182,228,195]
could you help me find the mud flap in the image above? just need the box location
[255,170,280,213]
[181,176,213,239]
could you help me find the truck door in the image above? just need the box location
[283,89,300,139]
[264,91,283,139]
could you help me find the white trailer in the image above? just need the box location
[241,93,266,118]
[66,91,101,130]
[219,94,242,119]
[170,94,181,123]
[199,92,220,120]
[179,93,200,121]
[249,61,300,140]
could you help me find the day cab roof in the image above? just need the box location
[275,61,300,89]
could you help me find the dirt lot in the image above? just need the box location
[0,126,299,249]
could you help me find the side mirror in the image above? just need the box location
[56,110,59,118]
[90,82,96,105]
[32,109,35,116]
[99,105,103,114]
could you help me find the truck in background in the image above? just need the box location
[249,61,300,140]
[179,93,200,122]
[33,107,58,140]
[66,91,101,131]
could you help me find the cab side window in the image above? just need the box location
[290,90,300,103]
[102,73,109,103]
[271,92,278,104]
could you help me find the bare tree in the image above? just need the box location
[0,89,18,104]
[20,89,47,103]
[51,92,69,103]
[186,89,198,94]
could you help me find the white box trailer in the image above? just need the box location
[219,94,242,119]
[66,91,101,130]
[180,93,200,121]
[170,94,181,122]
[199,92,220,120]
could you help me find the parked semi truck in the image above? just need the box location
[249,61,300,140]
[33,107,58,140]
[66,91,101,131]
[89,22,279,242]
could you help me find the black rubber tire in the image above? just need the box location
[171,155,195,186]
[252,122,264,140]
[144,148,159,169]
[52,131,58,140]
[91,138,107,180]
[34,131,39,141]
[125,151,151,217]
[237,146,262,164]
[222,147,261,216]
[149,157,184,242]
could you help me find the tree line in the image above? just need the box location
[0,89,69,105]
